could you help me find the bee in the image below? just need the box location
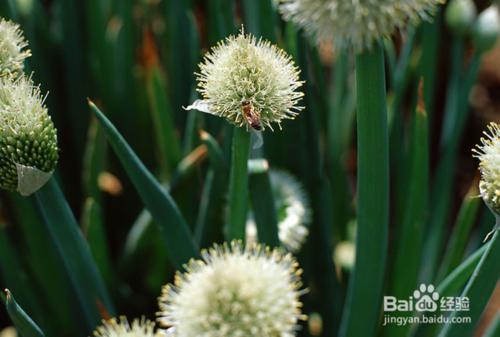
[241,100,262,131]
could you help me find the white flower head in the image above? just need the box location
[0,75,58,195]
[247,170,311,252]
[93,317,156,337]
[158,241,306,337]
[0,18,30,77]
[188,29,304,131]
[275,0,445,52]
[473,122,500,216]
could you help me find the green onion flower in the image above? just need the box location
[93,317,156,337]
[473,122,500,238]
[158,241,305,337]
[0,18,30,77]
[275,0,445,51]
[247,169,311,252]
[0,75,58,195]
[186,30,304,131]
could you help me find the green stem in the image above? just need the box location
[438,230,500,337]
[249,168,280,247]
[227,127,251,241]
[339,41,389,337]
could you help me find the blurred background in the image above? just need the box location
[0,0,499,336]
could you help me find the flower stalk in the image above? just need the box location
[340,41,389,337]
[227,128,251,241]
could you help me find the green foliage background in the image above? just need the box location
[0,1,498,337]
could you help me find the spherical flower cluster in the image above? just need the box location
[247,170,311,252]
[93,317,156,337]
[0,18,30,77]
[275,0,445,52]
[188,30,304,131]
[473,122,500,216]
[158,241,305,337]
[0,76,58,195]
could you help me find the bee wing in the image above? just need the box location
[183,99,218,116]
[251,130,264,149]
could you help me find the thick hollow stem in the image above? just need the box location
[340,42,389,337]
[227,127,251,241]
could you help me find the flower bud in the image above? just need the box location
[186,29,304,131]
[93,317,156,337]
[158,241,305,337]
[472,5,500,53]
[0,76,58,195]
[0,18,30,77]
[445,0,477,35]
[275,0,445,52]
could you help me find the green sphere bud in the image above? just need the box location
[445,0,477,35]
[0,76,58,195]
[472,5,500,53]
[0,18,31,77]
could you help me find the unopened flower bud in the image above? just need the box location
[472,5,500,53]
[445,0,477,35]
[0,76,58,195]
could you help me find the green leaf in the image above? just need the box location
[327,51,355,241]
[147,66,182,179]
[436,183,481,282]
[438,231,500,337]
[195,131,228,248]
[422,49,482,280]
[3,289,45,337]
[249,160,280,247]
[0,227,48,334]
[81,198,115,287]
[9,194,77,335]
[33,178,114,331]
[82,117,107,202]
[436,244,487,298]
[385,83,429,337]
[89,101,199,268]
[340,41,389,337]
